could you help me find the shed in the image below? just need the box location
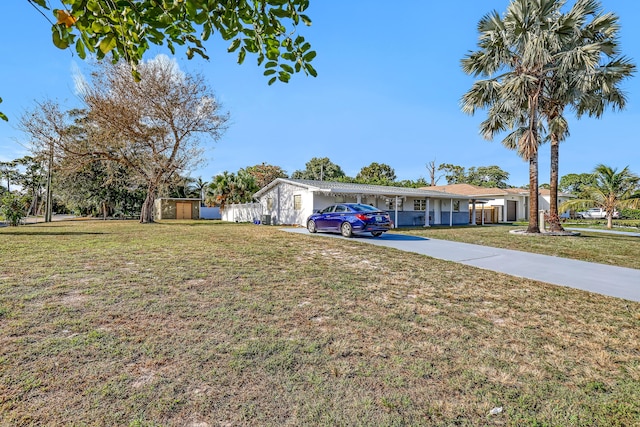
[154,198,201,220]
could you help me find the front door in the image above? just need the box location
[507,200,517,222]
[176,202,192,219]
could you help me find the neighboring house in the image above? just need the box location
[238,178,470,227]
[425,183,528,223]
[424,184,574,223]
[538,188,574,218]
[154,198,201,220]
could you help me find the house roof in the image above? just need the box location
[423,183,521,197]
[421,183,574,198]
[254,178,470,199]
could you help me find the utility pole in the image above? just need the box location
[45,142,53,223]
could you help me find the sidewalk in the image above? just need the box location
[285,228,640,302]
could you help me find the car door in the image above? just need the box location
[326,204,349,230]
[314,205,335,230]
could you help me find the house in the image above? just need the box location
[538,188,575,218]
[234,178,471,227]
[154,198,201,220]
[424,184,574,223]
[424,184,528,223]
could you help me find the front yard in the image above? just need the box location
[1,220,639,426]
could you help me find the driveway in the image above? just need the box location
[285,228,640,302]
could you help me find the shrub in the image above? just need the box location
[0,193,28,226]
[619,209,640,220]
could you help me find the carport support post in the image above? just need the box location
[394,196,399,228]
[471,199,477,225]
[449,198,453,227]
[424,198,430,227]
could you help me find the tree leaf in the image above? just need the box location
[227,38,241,53]
[75,39,86,58]
[98,34,117,54]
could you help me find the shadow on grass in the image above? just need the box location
[377,233,429,241]
[0,231,107,236]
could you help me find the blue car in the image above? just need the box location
[306,203,392,237]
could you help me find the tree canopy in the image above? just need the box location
[292,157,345,181]
[20,55,228,223]
[355,162,396,185]
[438,164,509,189]
[0,1,317,121]
[31,0,316,84]
[244,163,288,189]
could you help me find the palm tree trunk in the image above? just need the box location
[527,153,540,233]
[548,134,564,232]
[607,214,613,229]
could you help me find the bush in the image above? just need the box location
[619,209,640,220]
[0,193,28,226]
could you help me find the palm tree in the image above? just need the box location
[540,0,635,232]
[190,176,208,205]
[209,171,234,209]
[462,0,561,233]
[560,164,640,229]
[462,0,635,233]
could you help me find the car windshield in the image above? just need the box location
[349,204,381,213]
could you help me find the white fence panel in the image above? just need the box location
[221,203,263,223]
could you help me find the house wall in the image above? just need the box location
[259,182,313,226]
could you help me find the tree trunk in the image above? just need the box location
[527,153,540,234]
[607,214,613,229]
[548,134,564,232]
[140,184,157,223]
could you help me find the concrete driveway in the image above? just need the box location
[285,228,640,302]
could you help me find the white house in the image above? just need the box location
[234,178,470,227]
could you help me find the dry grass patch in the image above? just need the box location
[1,220,639,426]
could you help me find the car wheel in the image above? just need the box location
[341,222,353,237]
[307,219,317,233]
[371,231,383,237]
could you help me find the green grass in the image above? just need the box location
[1,220,640,426]
[397,224,640,269]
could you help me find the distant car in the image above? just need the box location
[576,207,619,219]
[307,203,392,237]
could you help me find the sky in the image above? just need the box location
[1,1,640,187]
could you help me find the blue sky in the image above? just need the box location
[1,0,639,187]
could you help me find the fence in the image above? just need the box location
[200,206,221,220]
[221,203,262,223]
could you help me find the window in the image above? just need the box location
[386,198,403,211]
[414,200,426,211]
[267,197,273,211]
[334,205,348,213]
[294,195,302,210]
[453,200,460,212]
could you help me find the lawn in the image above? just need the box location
[1,220,640,426]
